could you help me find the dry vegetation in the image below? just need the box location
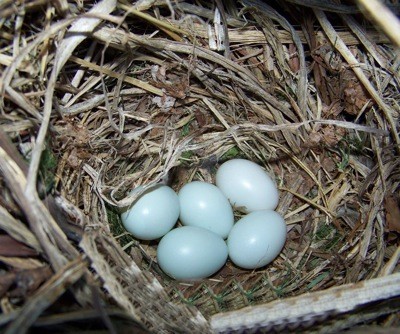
[0,0,399,333]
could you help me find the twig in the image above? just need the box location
[341,14,388,69]
[61,41,98,104]
[5,258,86,334]
[0,143,74,269]
[92,27,296,120]
[355,0,400,48]
[0,205,42,252]
[4,86,42,120]
[26,0,118,197]
[283,0,359,14]
[314,9,400,152]
[210,272,400,332]
[118,3,187,40]
[380,245,400,276]
[241,0,308,126]
[69,56,163,96]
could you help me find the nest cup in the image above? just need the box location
[1,0,400,333]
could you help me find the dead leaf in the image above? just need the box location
[321,155,338,174]
[9,266,53,298]
[130,246,143,265]
[342,70,371,116]
[55,119,91,148]
[0,256,44,270]
[288,43,300,73]
[194,108,208,127]
[323,125,346,146]
[0,266,52,299]
[322,100,343,118]
[0,235,38,257]
[286,172,314,198]
[66,148,81,169]
[385,196,400,233]
[0,273,15,298]
[152,95,176,111]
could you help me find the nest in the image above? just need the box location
[1,0,400,333]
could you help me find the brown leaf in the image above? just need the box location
[385,196,400,233]
[321,125,345,147]
[0,256,44,270]
[288,43,300,73]
[194,108,208,127]
[0,235,38,257]
[0,272,15,298]
[66,148,81,169]
[342,71,371,116]
[55,119,91,148]
[0,265,52,299]
[322,100,343,118]
[9,266,52,298]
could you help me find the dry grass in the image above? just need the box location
[0,0,399,333]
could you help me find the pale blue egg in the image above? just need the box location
[121,185,180,240]
[157,226,228,280]
[227,210,287,269]
[216,159,279,212]
[178,181,234,239]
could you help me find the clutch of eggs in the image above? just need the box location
[120,159,287,280]
[120,185,179,240]
[178,181,234,239]
[157,226,228,280]
[216,159,279,212]
[227,210,286,269]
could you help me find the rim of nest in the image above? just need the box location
[0,0,399,331]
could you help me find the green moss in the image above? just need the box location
[38,143,58,194]
[344,133,366,155]
[107,204,134,248]
[181,122,191,137]
[315,224,334,241]
[314,223,343,251]
[324,232,342,251]
[268,269,296,298]
[174,288,202,306]
[179,151,195,167]
[181,150,194,160]
[336,134,366,171]
[306,271,330,290]
[221,146,242,161]
[41,145,57,170]
[308,258,322,270]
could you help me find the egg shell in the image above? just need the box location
[178,181,234,239]
[216,159,279,212]
[157,226,228,280]
[121,185,180,240]
[227,210,286,269]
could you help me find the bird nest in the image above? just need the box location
[0,0,400,333]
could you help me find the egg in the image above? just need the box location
[121,185,180,240]
[216,159,279,212]
[227,210,286,269]
[157,226,228,280]
[178,181,234,238]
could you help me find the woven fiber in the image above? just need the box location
[0,0,399,333]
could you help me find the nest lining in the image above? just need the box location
[0,0,399,333]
